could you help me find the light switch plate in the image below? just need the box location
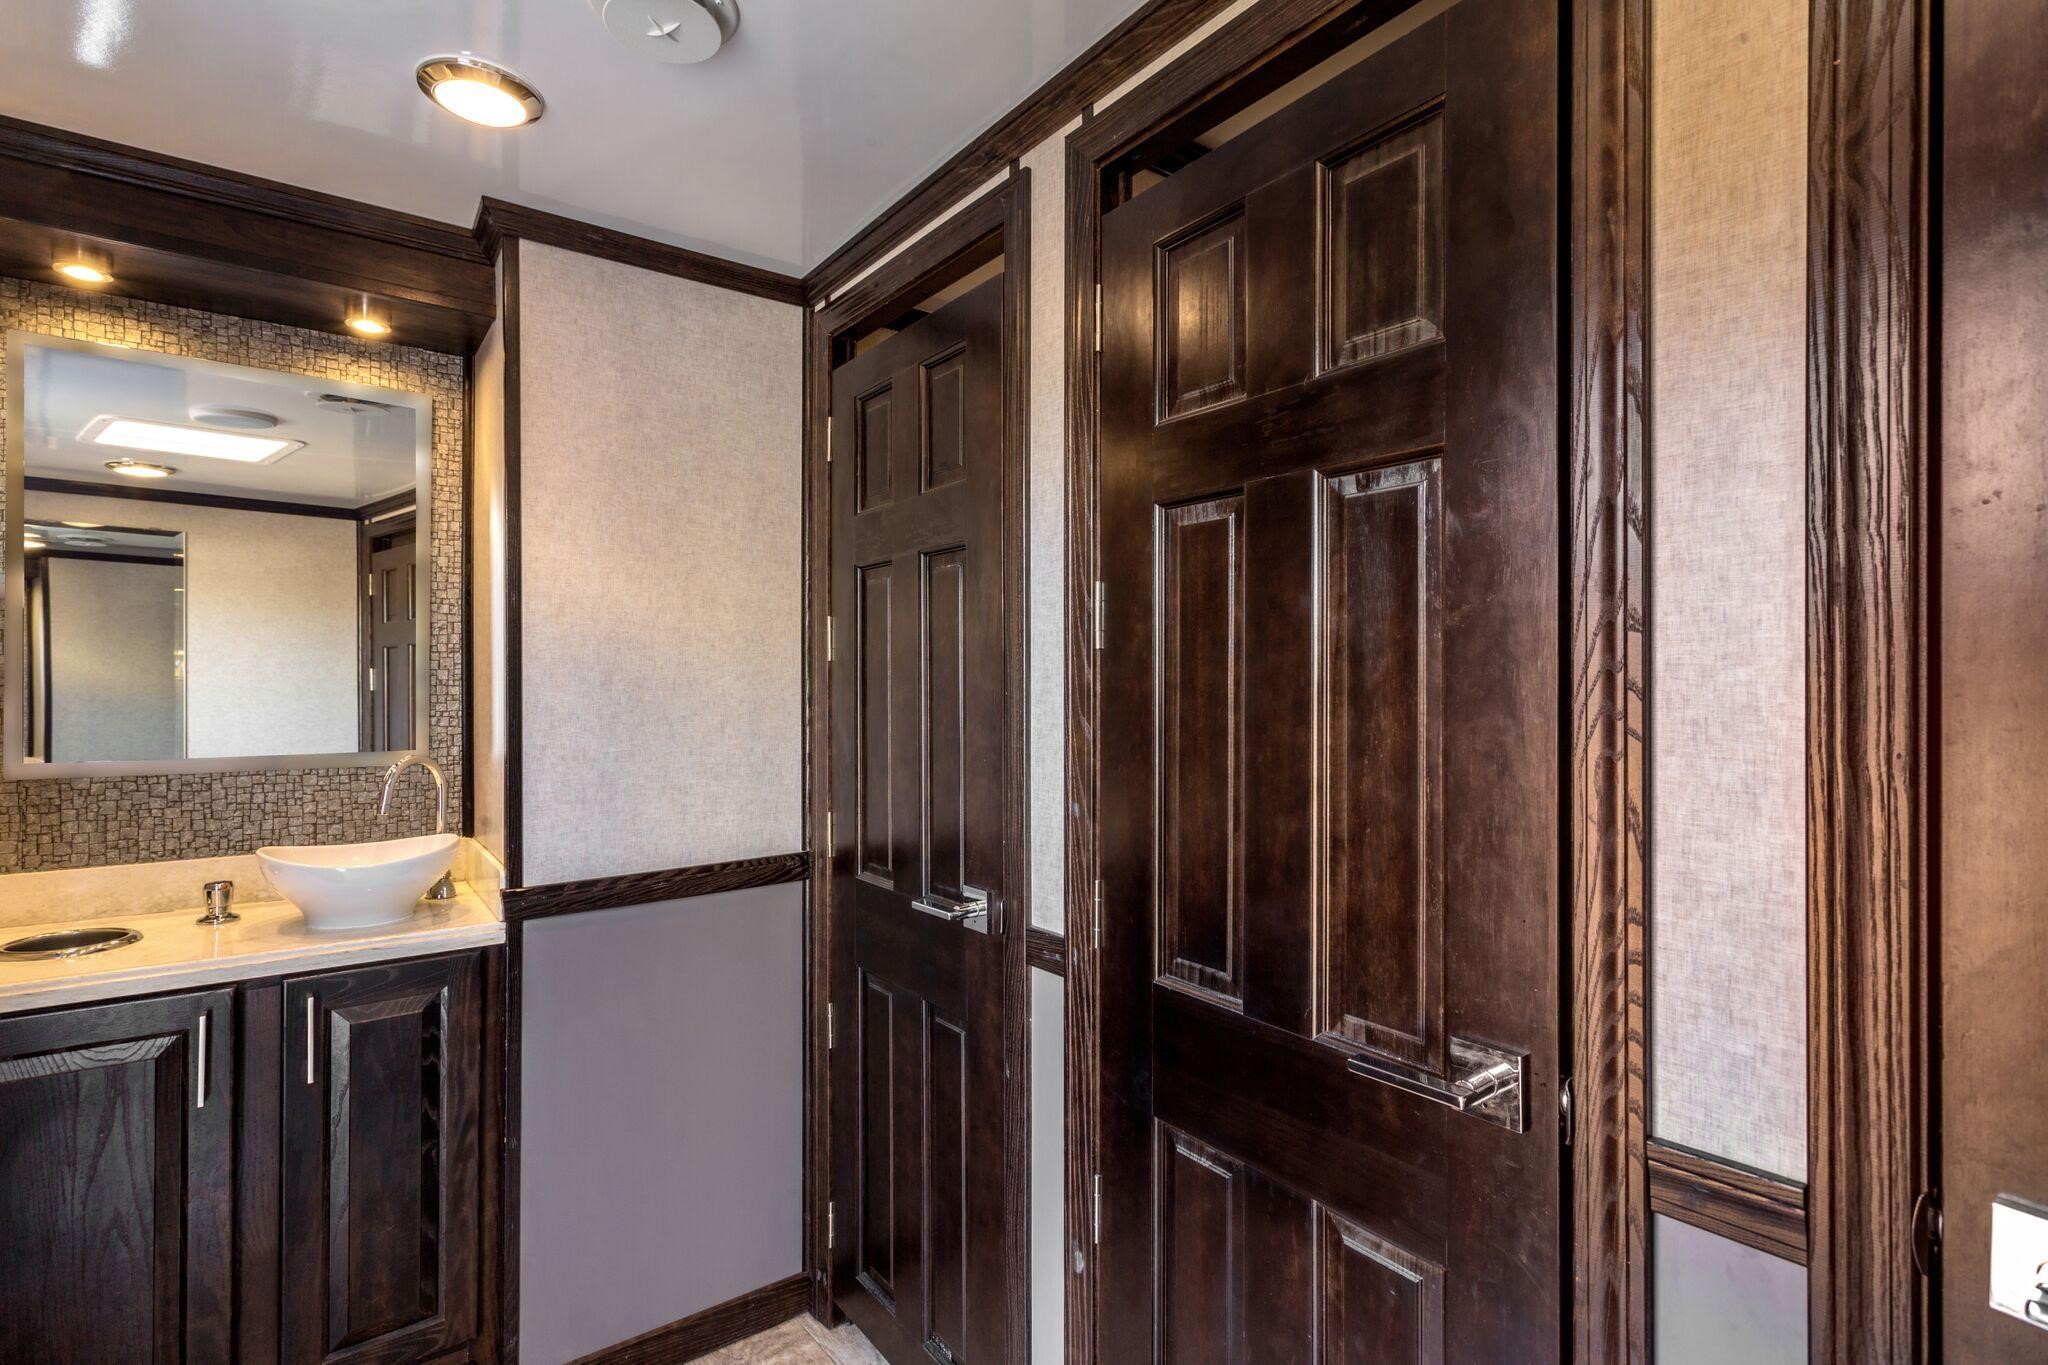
[1990,1194,2048,1330]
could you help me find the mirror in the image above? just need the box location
[5,333,433,777]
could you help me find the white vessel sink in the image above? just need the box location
[256,834,458,931]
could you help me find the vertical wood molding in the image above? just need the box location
[1569,0,1650,1360]
[1806,0,1930,1360]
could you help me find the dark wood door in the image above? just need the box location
[828,275,1014,1365]
[283,953,482,1364]
[0,988,234,1364]
[1095,3,1561,1359]
[362,523,417,752]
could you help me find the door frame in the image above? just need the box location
[1060,0,1649,1360]
[802,173,1034,1362]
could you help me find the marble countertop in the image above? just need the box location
[0,885,504,1016]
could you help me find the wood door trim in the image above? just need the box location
[1567,0,1650,1359]
[1025,926,1067,976]
[474,199,805,306]
[501,852,810,920]
[805,174,1033,1357]
[566,1273,809,1364]
[1807,0,1933,1360]
[1648,1141,1809,1268]
[1063,2,1646,1360]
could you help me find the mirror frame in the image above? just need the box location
[3,331,435,779]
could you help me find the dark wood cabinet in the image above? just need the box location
[0,948,492,1365]
[281,954,484,1365]
[0,987,236,1364]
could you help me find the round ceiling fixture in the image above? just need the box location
[592,0,738,64]
[105,458,177,479]
[416,55,545,129]
[189,405,280,430]
[54,257,113,285]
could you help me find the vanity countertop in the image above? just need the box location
[0,886,503,1016]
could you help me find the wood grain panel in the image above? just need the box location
[922,347,969,492]
[858,973,899,1309]
[1318,458,1444,1073]
[1156,494,1247,1006]
[858,384,895,513]
[924,1011,969,1360]
[1158,212,1248,420]
[1318,1208,1445,1365]
[1647,1141,1807,1266]
[858,564,896,884]
[1321,116,1444,371]
[1158,1129,1241,1365]
[501,852,809,920]
[923,548,970,900]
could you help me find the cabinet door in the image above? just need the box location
[282,953,482,1364]
[0,988,235,1364]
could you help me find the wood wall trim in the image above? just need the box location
[1568,0,1650,1359]
[800,0,1236,300]
[567,1273,810,1364]
[1025,926,1067,976]
[1807,0,1932,1359]
[501,852,809,922]
[23,475,362,521]
[1649,1142,1810,1267]
[475,198,805,306]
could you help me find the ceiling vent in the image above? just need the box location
[588,0,739,65]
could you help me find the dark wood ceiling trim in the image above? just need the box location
[1807,0,1932,1360]
[801,0,1236,301]
[501,851,809,922]
[1648,1142,1809,1267]
[24,475,361,521]
[1568,0,1650,1360]
[474,198,805,306]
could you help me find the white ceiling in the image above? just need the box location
[0,0,1150,275]
[21,342,422,507]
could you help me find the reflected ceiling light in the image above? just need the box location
[104,458,177,479]
[189,405,279,430]
[54,256,113,285]
[416,55,544,129]
[83,415,303,465]
[60,521,105,529]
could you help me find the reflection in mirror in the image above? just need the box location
[6,334,432,776]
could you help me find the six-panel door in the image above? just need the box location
[0,988,235,1364]
[283,953,483,1364]
[1096,1,1564,1359]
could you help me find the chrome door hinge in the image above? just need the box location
[1093,283,1103,353]
[1559,1078,1574,1147]
[825,615,834,662]
[825,811,834,851]
[825,415,833,463]
[1093,581,1106,650]
[366,571,375,595]
[1092,879,1103,947]
[367,666,376,694]
[828,1201,836,1249]
[1091,1174,1103,1244]
[827,1002,835,1050]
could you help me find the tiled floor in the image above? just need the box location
[693,1313,889,1364]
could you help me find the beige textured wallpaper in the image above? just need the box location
[517,243,803,885]
[1648,0,1809,1179]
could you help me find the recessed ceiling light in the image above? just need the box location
[105,458,178,479]
[346,313,392,338]
[416,55,545,129]
[82,415,304,465]
[54,258,113,285]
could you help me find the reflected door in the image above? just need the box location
[827,276,1014,1365]
[1094,3,1565,1359]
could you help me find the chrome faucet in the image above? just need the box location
[380,752,456,900]
[196,879,239,926]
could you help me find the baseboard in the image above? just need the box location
[568,1274,811,1364]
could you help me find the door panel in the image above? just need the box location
[282,953,482,1364]
[1096,2,1560,1359]
[830,275,1013,1365]
[0,989,233,1365]
[363,523,417,752]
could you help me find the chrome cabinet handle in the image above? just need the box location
[195,1011,209,1108]
[911,885,992,934]
[1345,1036,1529,1134]
[305,995,316,1085]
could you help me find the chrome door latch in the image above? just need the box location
[1345,1036,1529,1134]
[911,884,992,934]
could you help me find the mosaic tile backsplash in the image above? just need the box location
[0,277,466,872]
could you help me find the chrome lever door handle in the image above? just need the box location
[1345,1036,1529,1133]
[911,885,992,934]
